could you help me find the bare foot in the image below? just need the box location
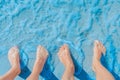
[92,40,106,71]
[58,44,74,70]
[33,45,48,73]
[36,45,48,63]
[27,46,48,80]
[8,46,21,74]
[93,40,106,60]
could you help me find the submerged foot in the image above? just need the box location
[8,46,21,74]
[36,45,48,63]
[26,46,49,80]
[92,40,106,71]
[58,44,74,72]
[33,45,48,73]
[93,40,106,60]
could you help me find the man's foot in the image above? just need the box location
[92,40,106,71]
[58,44,74,71]
[8,46,21,74]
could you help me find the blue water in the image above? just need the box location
[0,0,120,80]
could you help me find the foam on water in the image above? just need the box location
[0,0,120,80]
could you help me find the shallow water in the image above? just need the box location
[0,0,120,80]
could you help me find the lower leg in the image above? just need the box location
[93,60,115,80]
[27,60,45,80]
[27,45,48,80]
[58,44,75,80]
[0,47,21,80]
[62,64,74,80]
[92,40,115,80]
[0,66,20,80]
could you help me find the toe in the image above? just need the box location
[58,44,69,57]
[37,45,48,56]
[42,46,48,56]
[94,40,103,50]
[11,46,19,52]
[94,40,99,50]
[37,45,42,53]
[99,42,106,54]
[8,46,19,57]
[94,40,99,47]
[63,44,69,49]
[98,42,101,50]
[63,44,70,54]
[58,45,64,56]
[64,44,69,49]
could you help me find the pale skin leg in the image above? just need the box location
[58,44,75,80]
[92,40,115,80]
[27,45,48,80]
[0,46,21,80]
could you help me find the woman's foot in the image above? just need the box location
[35,45,48,64]
[27,46,48,80]
[33,45,48,74]
[93,40,106,60]
[8,46,21,75]
[58,44,74,72]
[92,40,106,71]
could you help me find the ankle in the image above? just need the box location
[93,54,101,61]
[93,58,101,64]
[92,59,101,72]
[65,63,75,73]
[12,65,21,74]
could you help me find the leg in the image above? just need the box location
[92,40,115,80]
[27,45,48,80]
[0,47,21,80]
[58,44,75,80]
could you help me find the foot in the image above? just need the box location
[33,45,48,73]
[36,45,48,62]
[92,40,106,71]
[58,44,74,70]
[26,45,49,80]
[8,46,21,74]
[93,40,106,60]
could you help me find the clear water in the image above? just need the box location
[0,0,120,80]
